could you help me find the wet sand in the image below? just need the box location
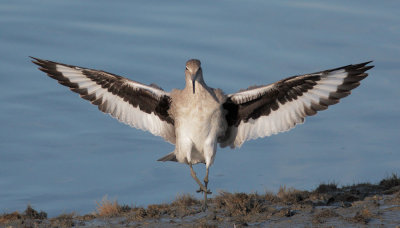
[2,175,400,227]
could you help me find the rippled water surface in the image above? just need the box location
[1,0,399,216]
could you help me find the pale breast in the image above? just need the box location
[170,86,227,156]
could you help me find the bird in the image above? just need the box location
[31,57,373,210]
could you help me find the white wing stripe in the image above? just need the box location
[234,97,307,146]
[56,66,84,76]
[56,65,81,71]
[302,93,320,104]
[318,77,345,85]
[308,89,330,99]
[312,83,340,92]
[86,85,102,94]
[125,81,167,98]
[230,84,274,104]
[232,85,328,147]
[67,77,93,83]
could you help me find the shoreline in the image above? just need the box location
[2,174,400,227]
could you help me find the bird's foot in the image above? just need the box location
[196,188,212,194]
[201,202,208,211]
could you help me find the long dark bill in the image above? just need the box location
[191,73,198,94]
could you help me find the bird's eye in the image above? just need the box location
[185,67,189,70]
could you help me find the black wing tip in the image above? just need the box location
[30,56,79,70]
[29,56,39,61]
[326,60,374,74]
[30,56,71,83]
[30,56,44,65]
[353,60,374,70]
[347,61,374,78]
[30,56,55,70]
[358,60,373,65]
[30,56,48,63]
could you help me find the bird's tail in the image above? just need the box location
[157,152,177,162]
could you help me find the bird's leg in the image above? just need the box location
[194,167,212,195]
[190,164,211,211]
[202,166,212,210]
[204,166,209,190]
[190,164,207,193]
[202,166,212,194]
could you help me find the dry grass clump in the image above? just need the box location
[214,191,267,216]
[24,204,47,219]
[264,191,280,203]
[0,205,47,226]
[79,213,96,221]
[379,173,400,191]
[0,211,22,224]
[314,182,338,194]
[344,182,376,196]
[145,203,172,218]
[172,193,200,208]
[121,207,147,221]
[50,213,75,227]
[96,196,122,217]
[350,208,373,224]
[171,193,201,216]
[128,194,200,221]
[127,203,173,221]
[277,185,309,203]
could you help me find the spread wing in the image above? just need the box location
[31,57,176,144]
[220,61,374,148]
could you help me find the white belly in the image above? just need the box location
[174,100,226,165]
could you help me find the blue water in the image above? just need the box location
[1,0,399,217]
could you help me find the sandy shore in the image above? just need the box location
[1,175,400,227]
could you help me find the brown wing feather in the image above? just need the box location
[220,61,373,148]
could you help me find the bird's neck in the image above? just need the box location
[185,78,207,92]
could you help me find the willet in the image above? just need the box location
[31,57,373,210]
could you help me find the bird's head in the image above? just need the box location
[185,59,203,94]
